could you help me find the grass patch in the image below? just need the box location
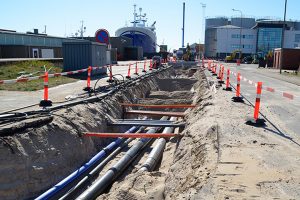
[0,61,78,91]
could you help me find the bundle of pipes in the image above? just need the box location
[35,126,140,200]
[77,116,171,200]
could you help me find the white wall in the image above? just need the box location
[216,28,257,54]
[41,49,54,58]
[284,30,300,48]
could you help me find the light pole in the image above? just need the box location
[232,9,243,61]
[280,0,287,74]
[200,2,206,61]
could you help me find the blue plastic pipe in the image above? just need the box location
[35,126,139,200]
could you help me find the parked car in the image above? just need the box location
[152,56,162,68]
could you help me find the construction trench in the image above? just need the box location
[0,62,217,200]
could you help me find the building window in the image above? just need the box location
[257,28,282,54]
[231,44,241,49]
[244,45,253,49]
[231,34,239,39]
[295,34,300,42]
[294,44,298,48]
[244,35,254,39]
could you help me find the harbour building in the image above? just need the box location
[0,29,80,58]
[205,17,300,58]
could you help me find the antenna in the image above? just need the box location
[133,4,137,27]
[78,20,86,38]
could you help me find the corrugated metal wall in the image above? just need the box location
[63,41,107,75]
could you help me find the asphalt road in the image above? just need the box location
[0,61,150,113]
[219,62,300,137]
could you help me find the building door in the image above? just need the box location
[32,48,39,58]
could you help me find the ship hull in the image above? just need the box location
[116,27,157,54]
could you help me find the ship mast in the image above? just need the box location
[133,4,137,27]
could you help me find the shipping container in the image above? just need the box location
[63,40,107,75]
[124,46,143,60]
[111,48,117,64]
[273,48,300,71]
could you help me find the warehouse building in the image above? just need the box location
[0,29,80,58]
[205,17,300,58]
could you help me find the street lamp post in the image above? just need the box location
[280,0,287,74]
[200,2,206,63]
[232,9,243,63]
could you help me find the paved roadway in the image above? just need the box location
[0,61,149,113]
[220,62,300,137]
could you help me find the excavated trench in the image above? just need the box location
[0,65,214,200]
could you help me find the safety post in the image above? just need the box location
[212,64,217,76]
[134,62,139,75]
[107,65,114,83]
[83,66,92,92]
[232,72,244,102]
[126,64,131,79]
[208,60,211,71]
[218,65,225,84]
[237,59,241,66]
[217,65,222,79]
[39,71,52,107]
[224,69,232,91]
[246,82,266,126]
[142,60,146,72]
[149,60,153,70]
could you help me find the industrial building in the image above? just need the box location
[0,29,80,58]
[205,17,300,58]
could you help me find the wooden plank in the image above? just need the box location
[84,133,177,138]
[125,110,185,117]
[120,103,196,108]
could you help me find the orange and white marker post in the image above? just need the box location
[149,60,153,70]
[107,65,114,83]
[254,82,262,120]
[246,82,266,126]
[44,71,49,101]
[232,72,244,102]
[39,71,52,107]
[237,59,241,66]
[83,66,92,92]
[224,69,232,91]
[142,60,146,72]
[212,64,217,76]
[134,62,139,75]
[218,65,225,84]
[126,64,131,79]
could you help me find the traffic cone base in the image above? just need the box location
[231,96,244,103]
[223,87,232,91]
[218,80,225,85]
[39,99,52,107]
[107,79,114,83]
[245,117,266,127]
[142,70,146,73]
[83,86,92,92]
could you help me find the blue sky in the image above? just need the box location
[1,0,299,50]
